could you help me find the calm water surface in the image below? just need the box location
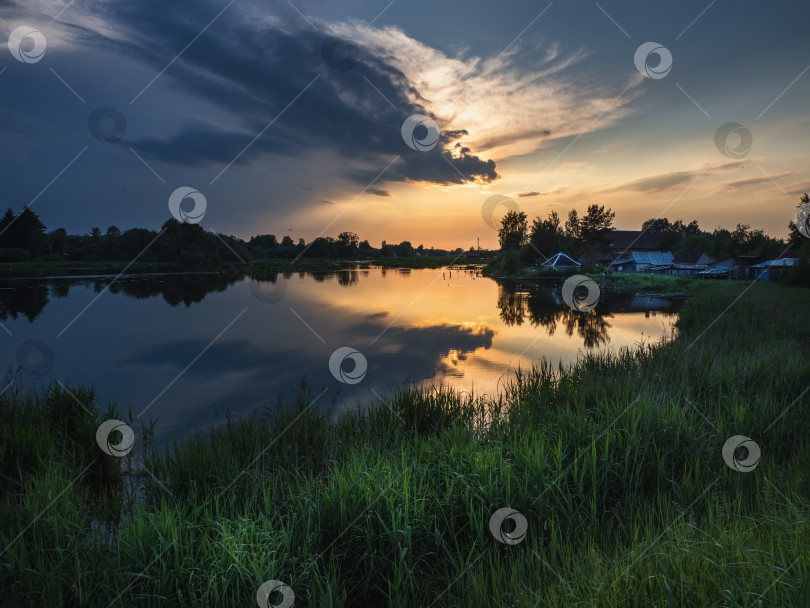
[0,268,680,444]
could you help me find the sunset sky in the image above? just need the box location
[2,0,808,249]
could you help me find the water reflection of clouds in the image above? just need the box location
[0,270,681,444]
[119,318,497,404]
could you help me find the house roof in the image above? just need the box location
[542,252,580,267]
[698,267,730,275]
[752,258,798,268]
[606,230,666,251]
[630,251,674,265]
[672,250,702,264]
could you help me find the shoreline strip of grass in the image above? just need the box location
[2,282,809,607]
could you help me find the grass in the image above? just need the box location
[1,282,809,606]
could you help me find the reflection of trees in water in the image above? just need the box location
[496,282,611,348]
[0,283,49,322]
[4,267,373,320]
[337,270,359,287]
[556,308,610,348]
[497,286,526,326]
[105,275,242,307]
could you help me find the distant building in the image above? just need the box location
[466,249,482,260]
[750,257,798,281]
[542,252,581,268]
[609,251,673,273]
[666,251,715,276]
[706,255,761,279]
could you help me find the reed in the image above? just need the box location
[2,281,808,607]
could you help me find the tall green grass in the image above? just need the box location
[1,282,809,607]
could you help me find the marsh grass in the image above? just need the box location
[1,282,809,606]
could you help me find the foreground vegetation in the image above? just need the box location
[2,282,809,606]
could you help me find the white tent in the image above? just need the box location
[542,252,581,268]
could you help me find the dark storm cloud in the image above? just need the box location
[41,0,498,187]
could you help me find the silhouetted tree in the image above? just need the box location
[579,204,615,261]
[0,208,47,255]
[396,241,415,257]
[641,218,672,232]
[337,231,359,257]
[498,210,528,250]
[788,193,810,248]
[251,234,279,249]
[530,211,565,259]
[564,209,580,239]
[48,228,68,254]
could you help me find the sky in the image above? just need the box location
[1,0,808,249]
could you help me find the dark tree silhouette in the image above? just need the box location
[498,210,528,250]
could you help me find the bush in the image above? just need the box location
[0,247,30,262]
[518,243,539,265]
[785,243,810,287]
[485,249,521,274]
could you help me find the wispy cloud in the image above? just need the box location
[603,162,745,194]
[328,22,640,161]
[722,173,792,190]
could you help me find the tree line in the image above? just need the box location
[495,195,810,271]
[0,208,453,265]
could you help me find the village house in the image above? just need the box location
[751,256,799,281]
[666,251,716,276]
[701,255,761,279]
[609,250,674,273]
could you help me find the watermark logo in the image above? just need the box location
[96,419,135,457]
[793,203,810,238]
[8,26,46,64]
[88,107,127,143]
[489,507,528,545]
[321,36,358,71]
[561,275,600,312]
[401,114,440,152]
[249,277,287,304]
[714,122,752,159]
[256,580,295,608]
[168,187,207,224]
[481,194,519,230]
[329,347,367,384]
[16,339,54,375]
[634,42,672,79]
[722,435,760,473]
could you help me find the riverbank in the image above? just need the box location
[2,281,809,606]
[0,256,467,278]
[491,267,710,297]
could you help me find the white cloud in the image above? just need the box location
[328,21,640,160]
